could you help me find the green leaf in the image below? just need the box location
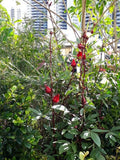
[61,129,67,135]
[90,132,101,147]
[64,133,74,139]
[65,89,75,96]
[79,151,89,160]
[81,131,90,139]
[92,128,109,133]
[68,128,78,135]
[55,140,68,144]
[52,105,69,115]
[25,143,31,149]
[111,126,120,131]
[29,107,42,116]
[59,142,70,154]
[71,142,77,153]
[99,5,104,16]
[7,144,12,154]
[109,135,116,142]
[97,154,105,160]
[11,85,17,92]
[79,152,85,160]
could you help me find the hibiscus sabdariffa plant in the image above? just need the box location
[25,0,120,159]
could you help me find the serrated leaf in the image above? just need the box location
[91,132,101,147]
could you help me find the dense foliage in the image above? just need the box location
[0,0,120,160]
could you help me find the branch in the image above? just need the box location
[31,0,80,39]
[82,0,86,32]
[23,0,75,45]
[62,0,78,40]
[96,0,118,26]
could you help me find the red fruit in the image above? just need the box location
[78,43,85,49]
[52,94,60,103]
[77,51,82,59]
[71,59,76,67]
[45,85,52,94]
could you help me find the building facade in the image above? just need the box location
[56,0,67,30]
[30,0,47,34]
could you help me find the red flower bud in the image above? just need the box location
[71,59,76,67]
[100,116,104,120]
[83,32,89,40]
[49,2,52,7]
[78,43,85,49]
[91,30,93,34]
[82,96,86,105]
[50,31,53,35]
[45,85,52,94]
[77,51,82,59]
[52,94,60,103]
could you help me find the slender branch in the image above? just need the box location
[96,0,118,26]
[108,38,120,46]
[31,0,80,39]
[49,32,55,145]
[113,0,117,54]
[62,0,78,40]
[23,0,74,46]
[49,32,53,104]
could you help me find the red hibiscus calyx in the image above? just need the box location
[50,31,53,35]
[78,43,85,49]
[71,59,76,67]
[52,94,60,103]
[83,54,86,60]
[99,68,106,72]
[45,85,52,94]
[82,96,86,105]
[77,51,82,59]
[82,32,89,40]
